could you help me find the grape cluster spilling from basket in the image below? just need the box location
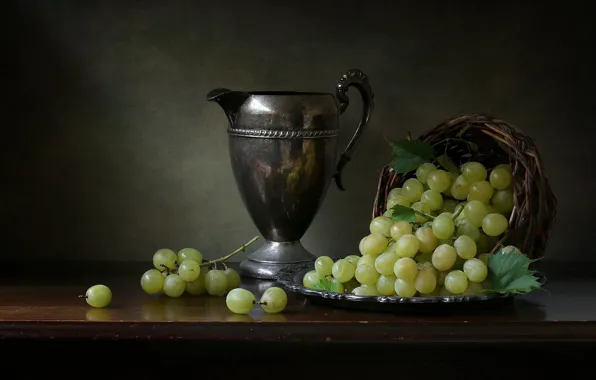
[302,114,556,298]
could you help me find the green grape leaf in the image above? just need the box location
[484,249,543,294]
[390,139,436,174]
[388,204,417,223]
[436,154,459,174]
[311,278,341,293]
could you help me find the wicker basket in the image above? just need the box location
[372,113,557,259]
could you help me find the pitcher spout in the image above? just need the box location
[206,88,251,126]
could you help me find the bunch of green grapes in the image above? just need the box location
[302,161,522,297]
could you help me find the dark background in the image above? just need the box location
[4,0,595,264]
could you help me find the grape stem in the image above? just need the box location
[451,205,464,220]
[412,209,435,221]
[490,232,509,254]
[199,236,260,268]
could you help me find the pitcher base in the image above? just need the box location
[238,240,316,280]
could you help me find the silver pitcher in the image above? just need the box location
[207,69,374,279]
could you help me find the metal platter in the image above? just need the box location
[275,263,547,313]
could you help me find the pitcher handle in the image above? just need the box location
[333,69,375,191]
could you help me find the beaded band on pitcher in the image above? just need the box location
[228,128,339,139]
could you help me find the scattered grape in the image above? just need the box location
[394,278,417,297]
[431,244,457,271]
[370,216,394,237]
[482,213,509,236]
[450,175,470,200]
[464,200,489,227]
[421,189,443,211]
[491,188,514,214]
[259,287,287,314]
[416,163,437,184]
[463,258,488,282]
[185,271,207,295]
[453,235,477,259]
[84,284,112,308]
[163,274,185,298]
[224,268,241,291]
[205,270,228,296]
[153,249,177,271]
[393,257,418,282]
[415,268,437,294]
[467,181,495,204]
[177,248,203,264]
[415,226,438,254]
[226,288,255,314]
[314,256,334,277]
[355,264,380,285]
[353,284,381,296]
[332,259,356,283]
[141,269,165,294]
[390,221,413,240]
[359,233,389,257]
[461,162,487,183]
[345,255,361,267]
[490,164,512,190]
[432,214,455,240]
[376,275,397,296]
[402,178,424,202]
[178,260,201,282]
[395,234,420,258]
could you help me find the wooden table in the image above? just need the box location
[1,261,595,377]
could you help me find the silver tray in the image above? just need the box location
[275,262,547,313]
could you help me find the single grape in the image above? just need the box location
[412,201,431,223]
[359,233,389,257]
[453,235,477,259]
[441,199,459,213]
[402,178,424,202]
[375,251,398,276]
[395,234,420,258]
[431,244,457,271]
[314,256,334,277]
[420,261,438,277]
[443,172,458,198]
[259,287,288,314]
[489,164,512,190]
[461,162,487,183]
[357,254,376,267]
[178,260,201,282]
[330,277,345,293]
[369,216,394,237]
[456,219,481,242]
[415,251,433,264]
[386,195,411,210]
[420,189,443,211]
[388,187,403,199]
[463,200,488,227]
[449,175,470,200]
[353,284,381,296]
[467,181,495,204]
[141,269,165,295]
[185,271,207,295]
[302,270,321,288]
[390,221,413,240]
[415,268,437,294]
[226,288,255,314]
[394,278,417,297]
[345,255,361,267]
[482,213,509,236]
[355,264,380,285]
[393,257,418,282]
[177,248,203,264]
[416,163,437,184]
[84,284,112,308]
[332,259,356,283]
[444,270,468,294]
[432,214,455,240]
[478,253,492,265]
[153,249,177,271]
[383,240,396,254]
[415,226,438,254]
[501,245,521,255]
[491,188,514,214]
[463,258,488,282]
[464,281,484,295]
[163,274,185,298]
[376,275,397,296]
[224,268,241,291]
[426,170,451,193]
[205,270,228,296]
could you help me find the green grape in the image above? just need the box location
[359,233,389,257]
[332,259,356,283]
[478,253,492,265]
[463,258,488,282]
[390,221,413,240]
[420,189,443,211]
[386,195,411,210]
[163,274,185,298]
[329,278,345,293]
[501,245,521,255]
[437,271,448,286]
[463,281,484,295]
[355,264,380,285]
[302,270,321,288]
[467,181,495,204]
[178,260,201,282]
[420,261,438,277]
[84,284,112,308]
[489,164,512,190]
[383,240,396,254]
[314,256,334,277]
[482,213,509,236]
[375,251,398,276]
[141,269,165,294]
[353,284,381,296]
[443,172,458,198]
[369,216,394,237]
[416,163,437,184]
[415,268,437,294]
[226,288,255,314]
[412,201,431,223]
[415,226,438,254]
[259,287,287,314]
[205,270,228,296]
[415,251,433,263]
[343,279,360,293]
[393,257,418,282]
[357,254,376,267]
[395,234,420,258]
[431,244,457,271]
[432,214,455,240]
[453,235,477,259]
[153,249,177,271]
[426,170,451,193]
[224,268,241,291]
[388,187,403,199]
[491,188,514,214]
[444,270,468,294]
[402,178,424,202]
[449,175,470,200]
[345,255,360,267]
[376,275,397,296]
[185,271,207,295]
[394,278,417,297]
[177,248,203,264]
[463,200,488,227]
[461,162,487,183]
[456,219,481,242]
[441,199,458,213]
